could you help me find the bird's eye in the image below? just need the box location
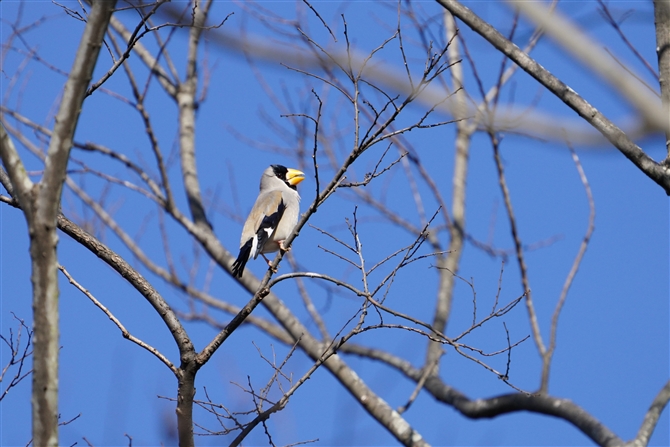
[271,164,289,180]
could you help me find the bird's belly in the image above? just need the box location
[261,204,298,253]
[260,240,280,254]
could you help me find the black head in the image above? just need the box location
[269,164,304,191]
[271,164,288,181]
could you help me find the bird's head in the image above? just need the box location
[270,164,305,189]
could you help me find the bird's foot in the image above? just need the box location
[261,254,278,273]
[278,240,291,253]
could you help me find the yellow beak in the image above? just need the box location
[286,168,306,186]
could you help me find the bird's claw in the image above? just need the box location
[278,240,291,253]
[261,255,278,273]
[265,261,278,273]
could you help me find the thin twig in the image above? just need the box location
[58,264,176,374]
[541,144,595,392]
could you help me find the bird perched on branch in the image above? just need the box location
[231,164,305,278]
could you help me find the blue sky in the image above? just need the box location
[1,1,668,446]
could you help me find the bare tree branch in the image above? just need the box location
[178,0,215,234]
[510,1,663,131]
[425,10,469,372]
[655,0,670,160]
[491,134,545,375]
[631,379,670,447]
[1,2,117,444]
[153,2,659,146]
[423,376,623,447]
[542,146,595,391]
[58,264,177,373]
[0,314,33,402]
[436,0,670,195]
[3,2,666,445]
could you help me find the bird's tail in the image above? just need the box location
[232,241,252,278]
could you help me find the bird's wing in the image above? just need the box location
[242,190,286,257]
[233,190,285,277]
[254,200,286,258]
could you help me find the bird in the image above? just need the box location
[231,164,305,278]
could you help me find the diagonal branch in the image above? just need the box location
[654,0,670,160]
[0,123,33,215]
[632,379,670,447]
[55,212,195,365]
[40,0,117,218]
[491,134,545,370]
[435,0,670,195]
[510,1,663,131]
[58,264,176,374]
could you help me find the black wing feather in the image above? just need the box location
[232,199,286,278]
[254,199,286,259]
